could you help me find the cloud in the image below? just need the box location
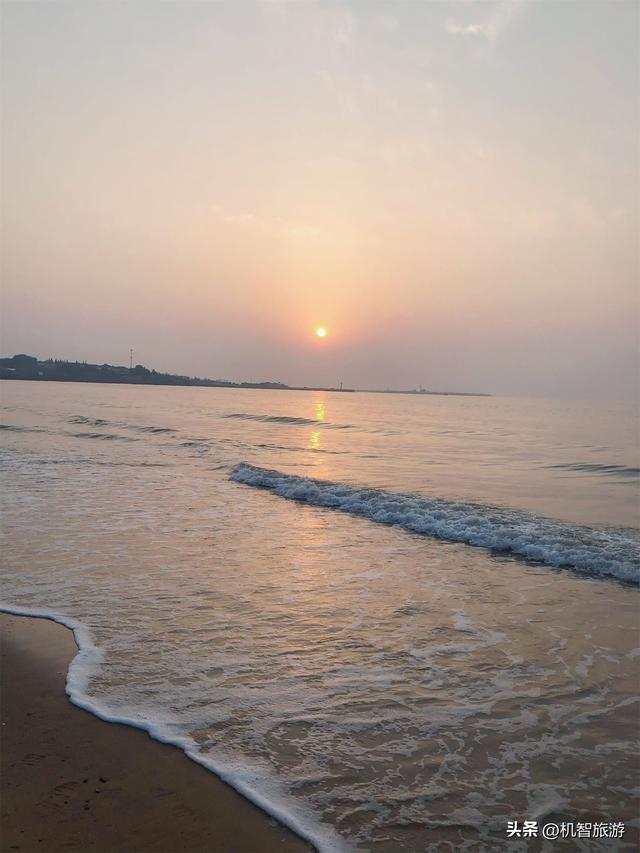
[445,0,526,42]
[210,205,322,241]
[332,10,357,47]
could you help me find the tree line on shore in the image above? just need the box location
[0,354,289,390]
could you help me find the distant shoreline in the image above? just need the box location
[362,388,491,397]
[0,354,491,397]
[1,375,354,394]
[0,376,491,397]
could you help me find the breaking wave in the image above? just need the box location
[222,412,354,429]
[0,423,47,433]
[230,464,640,584]
[68,416,111,426]
[69,416,176,435]
[71,432,139,442]
[545,462,640,480]
[256,443,348,455]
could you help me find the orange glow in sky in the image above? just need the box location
[1,1,637,398]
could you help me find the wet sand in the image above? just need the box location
[0,613,311,853]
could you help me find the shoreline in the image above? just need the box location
[0,377,490,397]
[0,612,312,853]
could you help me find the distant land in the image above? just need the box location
[0,354,490,397]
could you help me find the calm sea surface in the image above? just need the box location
[1,381,638,851]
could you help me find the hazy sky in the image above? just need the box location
[1,0,638,397]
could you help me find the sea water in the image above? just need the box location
[1,381,638,851]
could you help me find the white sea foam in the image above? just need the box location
[0,603,343,853]
[230,464,640,584]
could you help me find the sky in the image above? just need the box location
[1,0,638,397]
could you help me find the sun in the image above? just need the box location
[315,327,327,338]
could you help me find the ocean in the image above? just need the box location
[1,380,638,851]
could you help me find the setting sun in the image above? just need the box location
[315,327,327,338]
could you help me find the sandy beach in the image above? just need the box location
[0,613,310,853]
